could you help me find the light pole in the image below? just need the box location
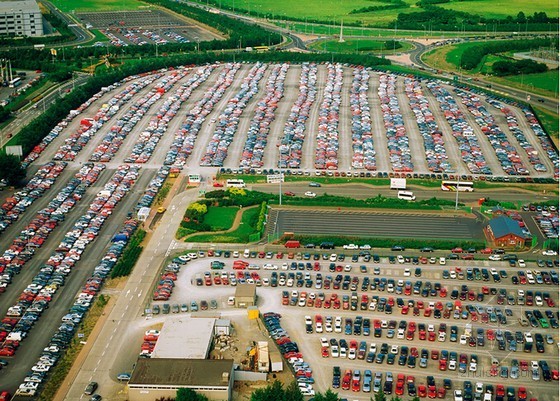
[195,36,200,52]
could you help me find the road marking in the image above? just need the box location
[126,289,130,296]
[138,291,142,297]
[134,286,138,292]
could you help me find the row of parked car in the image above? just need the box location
[426,82,491,175]
[152,254,191,301]
[263,312,315,396]
[456,89,529,175]
[0,166,140,360]
[350,67,376,170]
[278,62,318,169]
[378,73,413,172]
[404,77,452,173]
[239,63,289,169]
[488,99,547,173]
[0,161,67,232]
[88,75,179,163]
[314,63,342,170]
[522,106,559,179]
[200,62,267,167]
[16,219,140,396]
[55,75,161,162]
[0,163,105,295]
[163,63,231,168]
[124,67,192,163]
[533,209,558,239]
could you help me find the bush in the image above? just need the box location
[110,229,146,278]
[492,59,548,76]
[255,201,267,233]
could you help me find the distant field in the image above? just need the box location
[309,38,414,53]
[51,0,147,12]
[196,0,558,27]
[503,70,560,93]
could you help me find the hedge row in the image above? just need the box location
[110,229,146,278]
[256,201,267,233]
[287,235,486,251]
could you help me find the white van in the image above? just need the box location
[397,191,416,201]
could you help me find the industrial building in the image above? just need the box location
[486,216,531,249]
[0,0,43,37]
[151,317,215,359]
[128,358,234,401]
[234,284,257,308]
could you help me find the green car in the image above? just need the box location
[539,318,549,328]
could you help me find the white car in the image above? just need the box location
[305,315,313,325]
[343,244,359,250]
[404,268,411,276]
[320,337,329,348]
[518,259,526,268]
[542,249,557,256]
[304,191,316,198]
[454,390,463,401]
[359,244,372,250]
[263,263,277,270]
[488,255,502,261]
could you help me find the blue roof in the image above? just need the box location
[488,216,528,239]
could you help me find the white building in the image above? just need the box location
[0,0,43,37]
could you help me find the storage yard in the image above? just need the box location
[0,62,557,399]
[76,10,221,46]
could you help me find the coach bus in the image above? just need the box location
[397,191,416,201]
[226,179,246,188]
[441,180,474,192]
[8,77,21,88]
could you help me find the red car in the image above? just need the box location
[518,387,527,400]
[395,382,405,396]
[283,191,295,196]
[418,385,427,398]
[439,360,447,371]
[428,385,437,399]
[437,388,446,399]
[321,347,329,358]
[341,370,352,390]
[496,385,505,397]
[212,182,224,187]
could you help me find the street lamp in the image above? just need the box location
[194,36,200,53]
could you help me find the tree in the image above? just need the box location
[313,389,341,401]
[0,153,24,185]
[185,202,208,222]
[284,380,304,401]
[176,388,208,401]
[375,391,387,401]
[251,380,285,401]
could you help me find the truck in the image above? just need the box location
[285,240,301,249]
[390,178,407,190]
[257,341,269,372]
[269,348,283,372]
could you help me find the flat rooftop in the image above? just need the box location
[0,0,40,13]
[129,358,233,387]
[151,317,215,359]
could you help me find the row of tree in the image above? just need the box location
[393,6,558,32]
[460,38,557,70]
[492,59,548,76]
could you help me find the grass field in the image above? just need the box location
[195,0,558,27]
[309,38,414,53]
[51,0,147,12]
[204,206,238,231]
[187,207,260,243]
[533,106,559,144]
[497,70,560,96]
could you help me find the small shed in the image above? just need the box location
[137,207,151,222]
[234,284,257,308]
[215,319,231,336]
[247,306,259,320]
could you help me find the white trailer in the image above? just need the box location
[390,178,407,190]
[257,341,269,372]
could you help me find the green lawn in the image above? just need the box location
[500,70,559,95]
[309,38,413,54]
[440,0,558,20]
[51,0,147,12]
[204,206,238,231]
[533,106,559,144]
[187,207,259,243]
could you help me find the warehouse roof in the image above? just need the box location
[129,358,233,387]
[488,216,529,239]
[0,0,41,13]
[235,283,256,298]
[151,317,214,359]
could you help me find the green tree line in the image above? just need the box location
[110,229,146,278]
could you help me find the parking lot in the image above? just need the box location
[0,62,557,398]
[76,10,220,46]
[269,209,485,240]
[141,250,560,401]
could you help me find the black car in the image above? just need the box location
[391,245,405,251]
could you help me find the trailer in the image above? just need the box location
[257,341,269,372]
[269,348,283,372]
[390,178,407,190]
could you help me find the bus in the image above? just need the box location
[441,181,474,192]
[254,46,269,53]
[397,191,416,201]
[226,179,246,188]
[8,77,21,88]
